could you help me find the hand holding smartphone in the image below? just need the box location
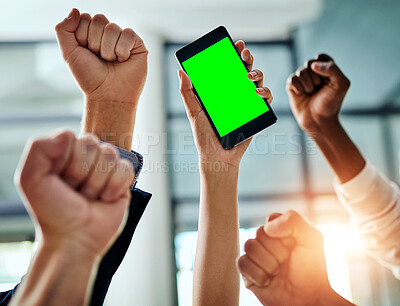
[176,26,277,149]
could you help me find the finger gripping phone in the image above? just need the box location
[175,26,277,149]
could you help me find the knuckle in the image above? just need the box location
[298,68,307,77]
[341,76,351,88]
[285,210,300,222]
[101,144,119,161]
[80,13,91,20]
[77,137,98,154]
[313,229,324,243]
[236,256,248,271]
[255,226,265,239]
[286,209,299,218]
[122,27,135,37]
[18,168,30,188]
[80,134,98,146]
[244,239,257,254]
[92,14,108,23]
[54,22,63,32]
[179,87,186,96]
[60,130,75,140]
[105,22,121,32]
[29,138,41,151]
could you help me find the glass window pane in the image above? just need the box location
[0,241,34,291]
[239,117,304,194]
[389,115,400,184]
[0,122,80,205]
[165,45,185,115]
[0,43,82,116]
[309,116,387,193]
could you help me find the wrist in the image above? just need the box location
[41,237,99,265]
[199,160,239,198]
[86,94,140,107]
[200,159,239,178]
[316,287,354,306]
[83,98,138,150]
[307,117,342,142]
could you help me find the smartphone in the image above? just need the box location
[175,26,277,149]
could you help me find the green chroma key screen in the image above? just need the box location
[182,37,269,137]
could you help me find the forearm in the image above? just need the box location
[11,242,98,306]
[318,288,355,306]
[193,162,240,306]
[312,119,365,184]
[82,99,138,151]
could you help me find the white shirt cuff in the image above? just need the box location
[333,161,378,202]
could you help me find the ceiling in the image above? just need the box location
[0,0,321,41]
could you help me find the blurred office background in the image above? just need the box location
[1,0,400,305]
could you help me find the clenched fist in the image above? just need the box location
[15,130,134,257]
[286,54,350,137]
[55,8,148,105]
[237,211,353,306]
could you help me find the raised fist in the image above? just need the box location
[15,130,134,257]
[287,54,350,137]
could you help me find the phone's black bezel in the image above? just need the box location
[175,26,277,150]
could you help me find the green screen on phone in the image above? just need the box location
[182,37,269,137]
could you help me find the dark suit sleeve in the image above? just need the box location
[0,284,18,305]
[89,187,152,306]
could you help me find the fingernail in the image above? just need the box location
[256,88,264,93]
[102,190,115,202]
[242,276,254,288]
[250,71,257,78]
[311,62,322,70]
[177,70,181,80]
[263,277,271,287]
[82,188,97,200]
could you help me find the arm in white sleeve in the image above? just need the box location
[334,162,400,279]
